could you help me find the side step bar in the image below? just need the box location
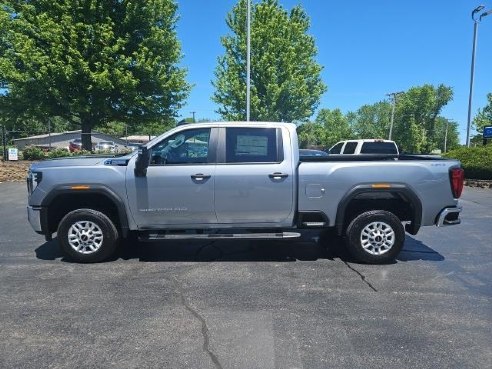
[139,232,301,242]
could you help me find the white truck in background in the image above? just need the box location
[330,139,399,155]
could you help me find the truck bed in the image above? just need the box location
[299,154,447,162]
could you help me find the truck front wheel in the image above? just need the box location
[57,209,119,263]
[345,210,404,264]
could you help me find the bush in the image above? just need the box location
[70,149,92,156]
[444,145,492,180]
[47,148,71,159]
[21,146,46,161]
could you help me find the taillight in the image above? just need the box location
[449,167,464,198]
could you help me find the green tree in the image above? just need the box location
[434,117,460,153]
[0,0,190,150]
[472,93,492,136]
[392,84,453,153]
[296,121,325,148]
[213,0,326,122]
[314,108,352,147]
[347,101,392,139]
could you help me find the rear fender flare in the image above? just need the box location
[335,184,422,236]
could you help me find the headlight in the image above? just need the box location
[27,170,42,195]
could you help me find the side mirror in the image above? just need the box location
[134,146,150,177]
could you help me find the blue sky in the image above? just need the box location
[177,0,492,143]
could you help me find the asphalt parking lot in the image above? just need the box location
[0,182,491,369]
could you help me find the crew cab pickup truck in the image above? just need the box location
[27,122,464,263]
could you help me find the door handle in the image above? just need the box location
[191,173,211,181]
[268,172,289,180]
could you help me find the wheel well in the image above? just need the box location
[47,193,120,234]
[338,191,417,235]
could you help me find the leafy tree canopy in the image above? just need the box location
[348,101,392,140]
[298,84,458,153]
[473,92,492,134]
[0,0,190,149]
[213,0,326,122]
[392,84,453,153]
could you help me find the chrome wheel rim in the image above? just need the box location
[67,221,103,254]
[360,221,395,255]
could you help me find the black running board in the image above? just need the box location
[139,232,301,242]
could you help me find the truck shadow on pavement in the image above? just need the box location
[35,232,444,264]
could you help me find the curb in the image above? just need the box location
[465,180,492,189]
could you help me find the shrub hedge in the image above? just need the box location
[21,146,46,160]
[21,146,96,160]
[444,145,492,180]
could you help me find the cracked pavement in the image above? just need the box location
[0,182,491,369]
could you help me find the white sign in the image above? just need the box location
[8,148,18,161]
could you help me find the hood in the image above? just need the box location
[29,154,134,170]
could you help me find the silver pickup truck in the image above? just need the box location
[26,122,464,263]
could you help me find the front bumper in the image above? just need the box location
[436,207,462,227]
[27,206,43,233]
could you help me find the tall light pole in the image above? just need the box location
[387,91,403,140]
[246,0,251,122]
[466,5,491,147]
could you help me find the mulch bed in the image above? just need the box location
[0,160,32,183]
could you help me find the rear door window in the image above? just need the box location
[225,128,282,163]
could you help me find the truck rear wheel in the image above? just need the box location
[57,209,119,263]
[345,210,404,264]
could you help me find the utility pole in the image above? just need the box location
[48,117,52,149]
[386,91,404,140]
[1,124,7,161]
[466,5,491,147]
[444,120,449,153]
[246,0,251,122]
[190,111,196,123]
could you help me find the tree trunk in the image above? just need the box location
[80,115,93,151]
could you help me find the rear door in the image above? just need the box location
[214,127,294,225]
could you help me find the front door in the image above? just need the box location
[126,127,217,227]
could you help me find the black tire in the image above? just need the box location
[345,210,404,264]
[57,209,119,263]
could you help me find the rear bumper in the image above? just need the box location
[436,207,462,227]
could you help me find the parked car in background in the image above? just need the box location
[299,149,329,157]
[68,138,82,152]
[95,141,117,153]
[125,143,140,151]
[330,139,399,155]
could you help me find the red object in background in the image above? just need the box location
[69,138,82,152]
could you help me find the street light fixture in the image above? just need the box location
[480,9,492,21]
[466,5,490,147]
